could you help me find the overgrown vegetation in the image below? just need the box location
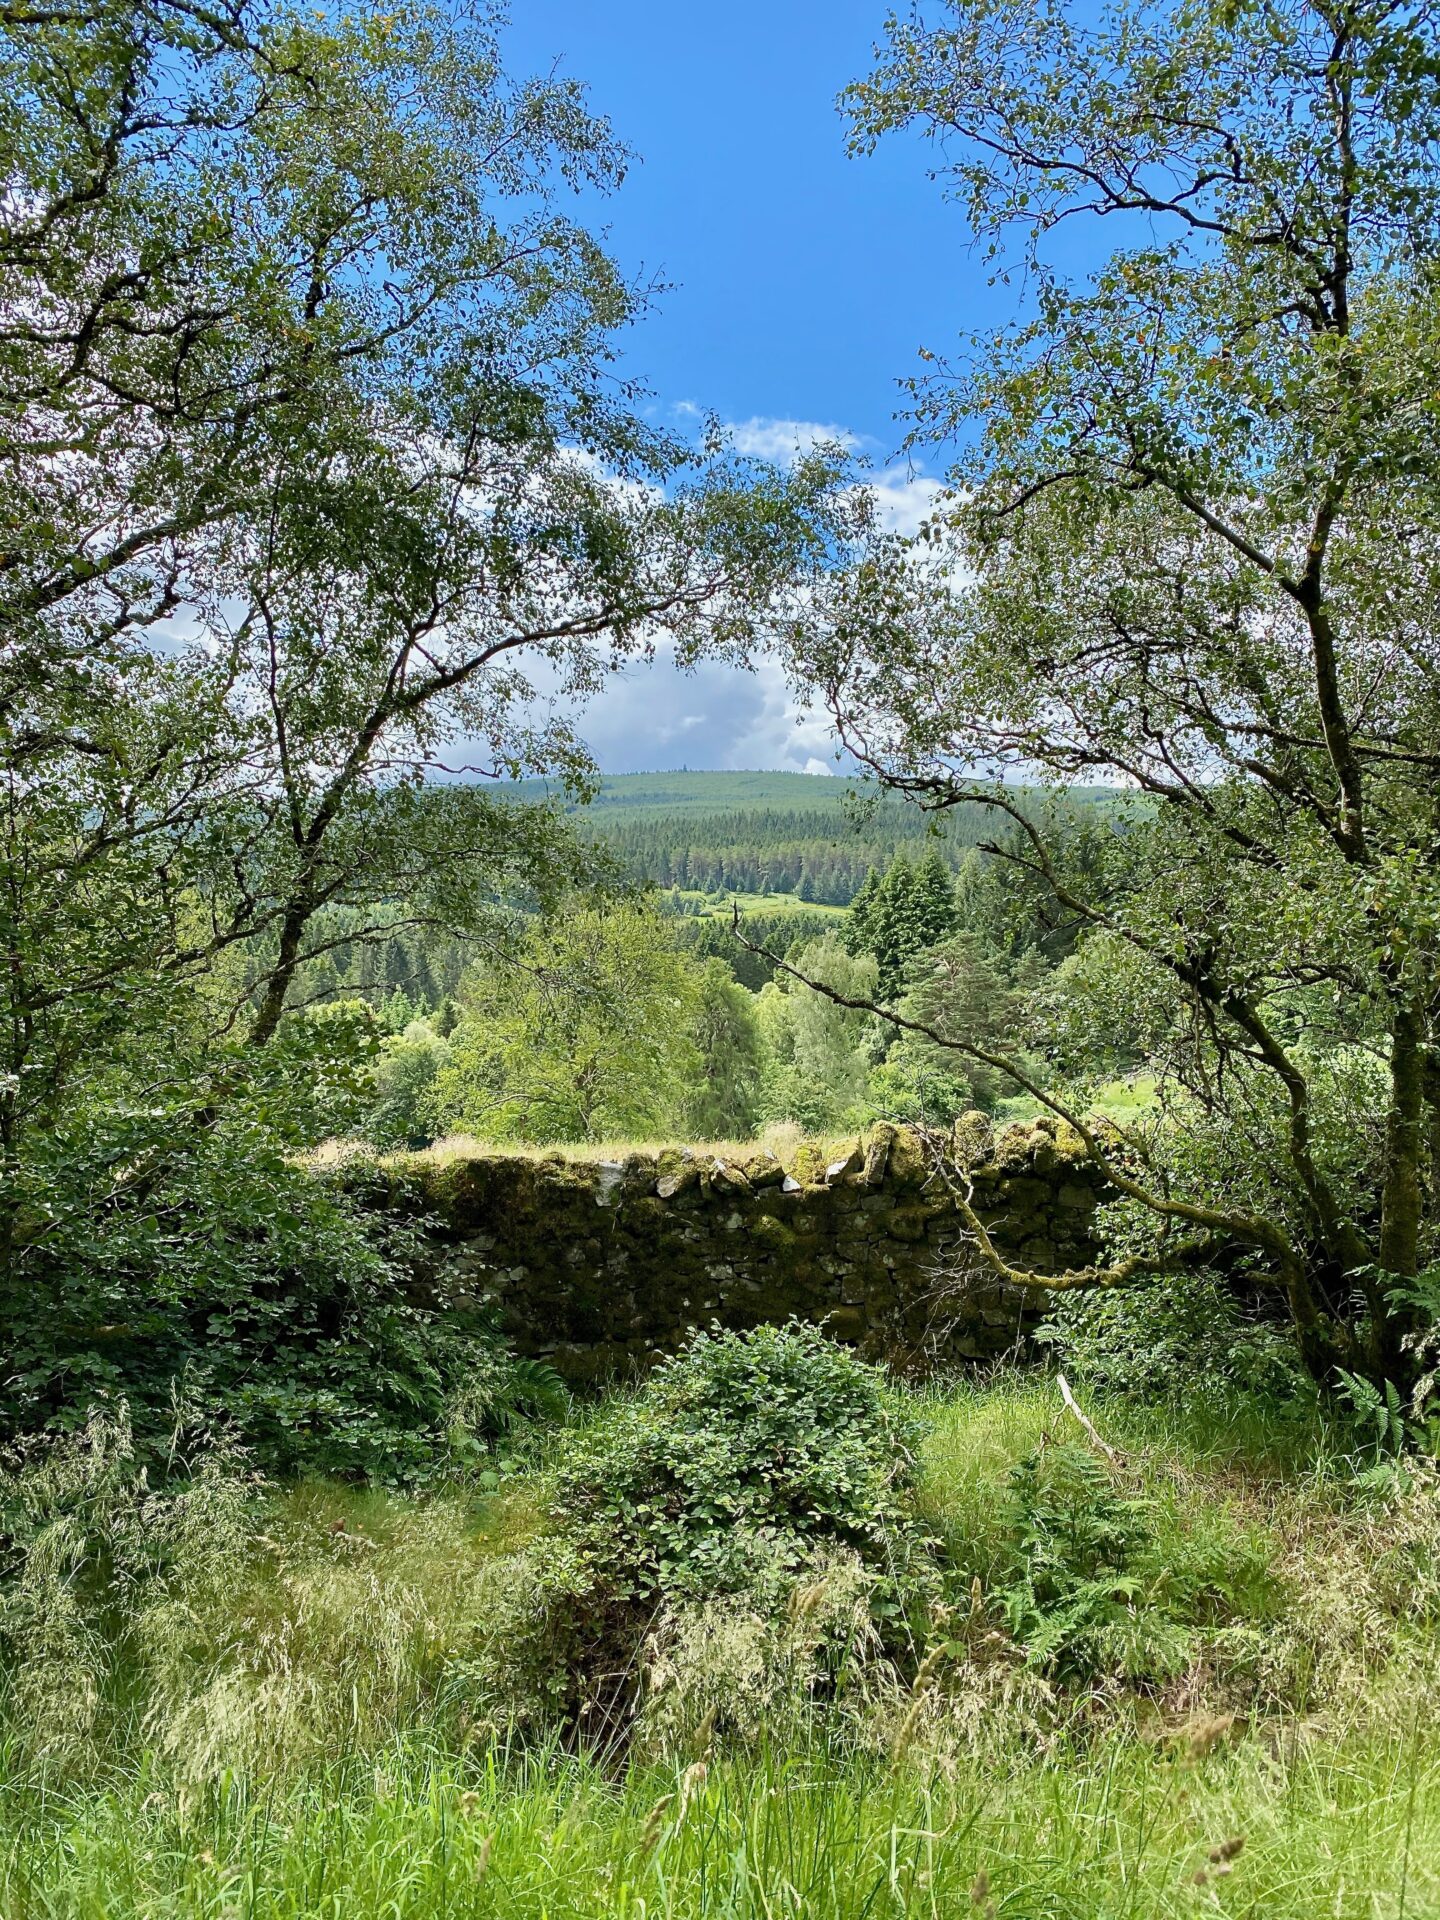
[9,0,1440,1908]
[353,840,1067,1153]
[5,1339,1440,1914]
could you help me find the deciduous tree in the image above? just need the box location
[437,903,702,1143]
[796,0,1440,1383]
[1,0,858,1147]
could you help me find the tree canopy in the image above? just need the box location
[846,849,958,997]
[438,903,703,1143]
[2,0,864,1144]
[0,0,867,1452]
[789,0,1440,1383]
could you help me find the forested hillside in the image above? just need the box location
[510,770,1112,903]
[582,799,948,901]
[517,770,861,814]
[292,772,1100,1014]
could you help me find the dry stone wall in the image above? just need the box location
[362,1116,1112,1382]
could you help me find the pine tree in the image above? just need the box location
[844,868,882,957]
[845,850,958,999]
[913,847,958,950]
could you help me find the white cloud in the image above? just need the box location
[517,414,953,776]
[509,638,845,777]
[705,412,946,537]
[865,465,945,537]
[436,411,952,778]
[725,415,865,462]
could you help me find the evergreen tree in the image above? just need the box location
[846,851,959,1000]
[845,869,883,958]
[913,848,959,951]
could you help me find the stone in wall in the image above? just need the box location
[348,1116,1113,1384]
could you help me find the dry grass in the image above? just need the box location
[307,1120,863,1176]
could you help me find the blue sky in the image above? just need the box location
[494,2,1005,777]
[503,1,974,458]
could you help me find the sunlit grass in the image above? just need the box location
[329,1122,865,1174]
[997,1073,1160,1128]
[5,1374,1440,1917]
[310,1095,1133,1174]
[698,888,850,917]
[7,1725,1439,1918]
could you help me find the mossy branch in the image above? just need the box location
[731,908,1295,1292]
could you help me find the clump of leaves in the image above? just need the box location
[1332,1265,1440,1486]
[1038,1269,1307,1409]
[444,1352,570,1486]
[1331,1369,1421,1497]
[1,1068,537,1484]
[551,1324,934,1627]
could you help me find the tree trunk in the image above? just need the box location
[1372,993,1428,1377]
[1284,1254,1347,1381]
[247,890,316,1049]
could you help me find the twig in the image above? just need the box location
[1057,1373,1122,1465]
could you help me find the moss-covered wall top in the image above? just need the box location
[351,1116,1109,1382]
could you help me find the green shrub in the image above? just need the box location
[1038,1270,1307,1406]
[551,1324,929,1611]
[443,1351,570,1487]
[368,1020,450,1150]
[2,1076,535,1483]
[538,1325,937,1749]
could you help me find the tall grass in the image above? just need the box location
[5,1375,1440,1917]
[6,1728,1439,1917]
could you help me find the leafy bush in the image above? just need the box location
[443,1351,570,1487]
[1039,1269,1307,1407]
[368,1020,450,1150]
[3,1080,549,1483]
[864,1048,977,1130]
[551,1324,929,1611]
[538,1324,936,1749]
